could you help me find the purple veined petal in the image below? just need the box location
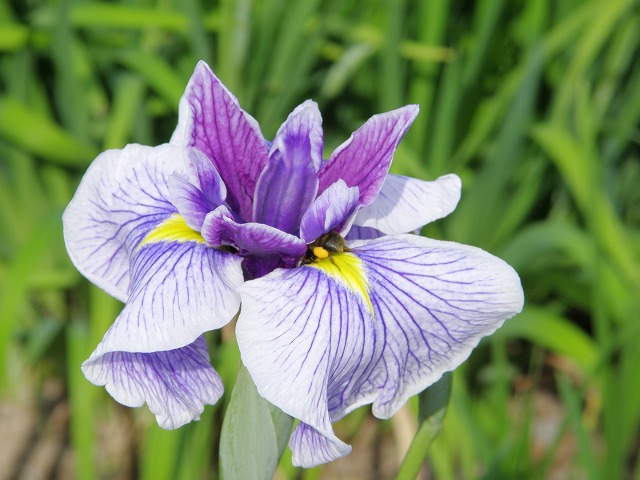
[299,179,360,243]
[289,422,352,468]
[252,100,322,233]
[188,148,227,204]
[353,173,461,235]
[167,174,209,231]
[345,225,385,241]
[82,336,222,429]
[236,259,378,466]
[317,105,419,207]
[170,61,269,221]
[92,240,243,355]
[280,100,323,172]
[350,234,524,418]
[63,143,187,302]
[168,149,227,230]
[202,205,307,259]
[236,234,523,467]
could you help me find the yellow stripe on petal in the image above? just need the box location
[308,252,373,317]
[138,214,206,249]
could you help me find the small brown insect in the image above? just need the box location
[302,231,350,265]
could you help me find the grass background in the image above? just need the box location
[1,0,639,478]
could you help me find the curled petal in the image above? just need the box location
[353,173,461,235]
[253,100,322,232]
[93,241,243,355]
[83,336,222,429]
[171,61,268,221]
[63,144,185,302]
[188,148,227,203]
[168,149,226,230]
[317,105,419,206]
[289,422,351,468]
[352,235,523,417]
[202,206,307,258]
[237,234,523,466]
[299,180,359,243]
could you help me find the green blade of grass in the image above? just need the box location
[0,213,62,388]
[140,424,183,480]
[103,73,146,150]
[378,0,406,111]
[118,51,186,113]
[396,373,452,480]
[497,306,598,373]
[66,320,98,480]
[0,97,97,166]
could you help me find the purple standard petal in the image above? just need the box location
[63,144,186,302]
[82,336,222,429]
[202,205,307,259]
[317,105,419,207]
[353,173,462,235]
[92,241,243,356]
[299,180,360,243]
[236,234,523,467]
[171,61,269,221]
[252,101,322,233]
[168,149,226,230]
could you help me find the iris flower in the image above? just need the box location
[63,61,524,467]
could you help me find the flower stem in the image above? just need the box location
[396,372,452,480]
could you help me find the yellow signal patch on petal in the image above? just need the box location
[308,252,373,317]
[138,213,206,249]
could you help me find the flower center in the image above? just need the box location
[302,231,349,265]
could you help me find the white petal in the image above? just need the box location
[63,144,187,302]
[93,241,243,355]
[353,173,461,235]
[83,336,222,429]
[236,258,381,466]
[236,234,523,466]
[351,234,524,417]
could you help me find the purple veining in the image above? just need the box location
[64,60,523,462]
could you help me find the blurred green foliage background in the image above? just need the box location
[1,0,639,478]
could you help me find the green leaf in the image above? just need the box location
[0,24,29,51]
[220,364,293,480]
[0,213,63,387]
[66,320,98,480]
[0,97,97,166]
[396,372,452,480]
[118,52,185,112]
[497,306,598,373]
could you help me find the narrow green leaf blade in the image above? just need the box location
[396,372,452,480]
[220,364,293,480]
[0,97,97,166]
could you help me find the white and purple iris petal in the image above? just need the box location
[66,60,524,466]
[237,235,524,467]
[63,143,244,428]
[83,336,222,429]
